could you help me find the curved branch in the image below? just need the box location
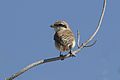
[81,0,106,47]
[6,0,106,80]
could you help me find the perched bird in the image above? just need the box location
[50,20,76,57]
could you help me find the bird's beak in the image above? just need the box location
[50,24,54,28]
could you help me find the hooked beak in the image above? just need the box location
[50,24,54,28]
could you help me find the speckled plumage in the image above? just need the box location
[51,20,76,52]
[54,29,75,52]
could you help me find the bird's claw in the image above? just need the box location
[69,51,76,57]
[60,54,64,60]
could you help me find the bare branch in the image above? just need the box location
[81,0,106,47]
[84,40,97,48]
[6,52,79,80]
[77,30,80,48]
[6,0,106,80]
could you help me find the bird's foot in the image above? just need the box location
[69,51,76,57]
[60,54,65,60]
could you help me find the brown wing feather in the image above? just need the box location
[54,30,75,51]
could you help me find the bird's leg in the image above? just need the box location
[59,52,64,60]
[69,49,76,57]
[60,52,62,56]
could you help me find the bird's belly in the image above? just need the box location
[54,40,75,52]
[55,42,69,52]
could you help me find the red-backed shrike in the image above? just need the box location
[50,20,76,57]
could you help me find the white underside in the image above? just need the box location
[71,39,76,48]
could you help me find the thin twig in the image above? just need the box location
[6,0,106,80]
[84,40,97,47]
[77,30,80,48]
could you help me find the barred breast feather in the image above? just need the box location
[54,29,75,52]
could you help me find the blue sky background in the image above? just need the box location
[0,0,120,80]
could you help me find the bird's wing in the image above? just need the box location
[54,30,74,46]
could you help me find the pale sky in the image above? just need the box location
[0,0,120,80]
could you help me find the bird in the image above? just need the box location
[50,20,76,58]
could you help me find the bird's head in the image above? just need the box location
[50,20,71,32]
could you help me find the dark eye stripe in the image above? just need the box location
[54,24,67,28]
[58,24,64,26]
